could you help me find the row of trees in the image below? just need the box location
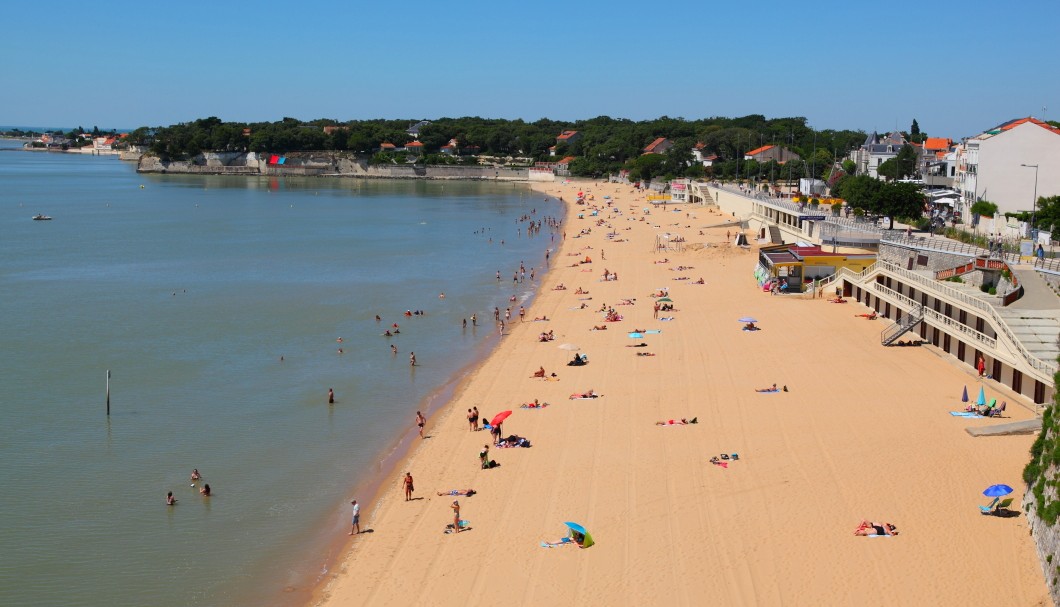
[138,115,866,181]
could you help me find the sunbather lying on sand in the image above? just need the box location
[496,435,531,448]
[541,532,586,548]
[569,390,600,399]
[626,343,648,348]
[575,287,588,294]
[755,384,788,393]
[636,352,656,356]
[591,325,608,331]
[829,297,847,303]
[854,521,899,536]
[521,399,549,409]
[855,311,877,319]
[437,489,476,496]
[533,316,549,321]
[656,418,697,425]
[618,298,635,305]
[553,284,567,290]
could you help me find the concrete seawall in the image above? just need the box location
[137,152,535,181]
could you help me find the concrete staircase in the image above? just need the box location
[768,225,783,244]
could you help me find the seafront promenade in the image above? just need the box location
[312,180,1047,606]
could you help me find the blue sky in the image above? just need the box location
[2,0,1057,139]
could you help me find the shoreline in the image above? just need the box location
[304,181,578,605]
[290,187,568,606]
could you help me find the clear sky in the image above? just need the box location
[2,0,1057,140]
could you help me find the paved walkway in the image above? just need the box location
[966,418,1042,437]
[1008,266,1060,310]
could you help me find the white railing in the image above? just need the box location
[873,283,998,351]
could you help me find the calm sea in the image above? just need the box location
[0,139,559,606]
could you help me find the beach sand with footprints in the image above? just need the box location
[312,180,1047,606]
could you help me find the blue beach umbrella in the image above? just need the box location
[563,522,595,548]
[982,484,1013,497]
[977,386,986,407]
[961,386,969,403]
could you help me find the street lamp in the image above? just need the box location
[1021,163,1039,234]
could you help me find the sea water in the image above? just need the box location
[0,139,560,606]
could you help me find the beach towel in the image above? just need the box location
[645,330,662,334]
[444,520,471,534]
[949,411,979,417]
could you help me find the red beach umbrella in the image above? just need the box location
[491,411,512,427]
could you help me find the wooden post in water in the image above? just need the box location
[106,370,111,416]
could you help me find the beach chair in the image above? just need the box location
[989,401,1006,418]
[993,497,1015,514]
[979,497,1000,514]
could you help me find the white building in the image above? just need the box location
[849,131,910,179]
[954,117,1060,217]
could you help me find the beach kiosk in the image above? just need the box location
[756,244,876,292]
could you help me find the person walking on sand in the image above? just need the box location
[416,411,426,438]
[519,306,525,322]
[349,500,360,535]
[472,406,480,431]
[403,472,414,501]
[467,408,476,431]
[328,388,335,404]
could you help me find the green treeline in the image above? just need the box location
[132,115,866,181]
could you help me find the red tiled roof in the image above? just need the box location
[923,137,953,151]
[998,117,1060,135]
[745,145,774,156]
[405,141,424,147]
[380,142,396,149]
[694,142,706,150]
[557,130,579,140]
[644,137,668,153]
[558,156,576,165]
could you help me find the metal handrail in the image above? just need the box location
[873,284,998,350]
[881,233,1022,264]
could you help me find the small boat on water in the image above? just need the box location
[32,214,52,221]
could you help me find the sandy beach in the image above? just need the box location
[312,180,1048,606]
